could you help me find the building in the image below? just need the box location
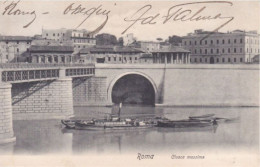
[29,45,74,63]
[133,41,160,52]
[0,36,32,63]
[182,29,260,64]
[42,28,96,50]
[77,45,144,64]
[151,46,190,64]
[123,33,136,46]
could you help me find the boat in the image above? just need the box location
[189,114,215,120]
[157,119,216,128]
[74,117,154,131]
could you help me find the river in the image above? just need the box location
[0,106,258,155]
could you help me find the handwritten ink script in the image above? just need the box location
[123,1,234,39]
[1,0,234,37]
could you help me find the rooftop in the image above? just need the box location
[0,36,33,41]
[79,45,144,54]
[151,46,190,53]
[30,45,74,53]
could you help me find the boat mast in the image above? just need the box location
[118,102,122,121]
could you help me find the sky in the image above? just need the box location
[0,0,259,41]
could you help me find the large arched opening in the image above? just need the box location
[109,73,157,106]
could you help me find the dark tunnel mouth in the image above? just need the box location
[111,74,155,106]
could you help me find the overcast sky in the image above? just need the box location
[0,0,259,41]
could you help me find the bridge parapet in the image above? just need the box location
[0,63,95,83]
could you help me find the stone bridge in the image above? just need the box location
[0,63,259,144]
[0,63,95,144]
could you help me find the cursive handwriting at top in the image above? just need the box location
[123,1,234,40]
[63,3,110,36]
[2,0,37,28]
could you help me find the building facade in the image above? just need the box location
[29,45,74,63]
[42,29,96,50]
[151,47,190,64]
[0,36,32,63]
[182,29,260,64]
[77,45,144,64]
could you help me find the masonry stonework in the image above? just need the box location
[0,83,16,144]
[12,78,74,120]
[73,77,108,106]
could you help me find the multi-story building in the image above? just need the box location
[29,45,74,63]
[77,45,144,64]
[133,41,161,52]
[182,29,260,64]
[0,36,32,63]
[42,29,96,50]
[123,33,136,46]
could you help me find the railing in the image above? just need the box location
[0,63,95,83]
[0,63,94,69]
[66,68,95,77]
[1,69,60,82]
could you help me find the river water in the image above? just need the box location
[0,106,258,155]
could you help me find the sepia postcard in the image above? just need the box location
[0,0,259,166]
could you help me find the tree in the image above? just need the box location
[168,35,182,46]
[156,38,163,42]
[96,33,118,45]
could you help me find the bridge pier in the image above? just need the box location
[0,83,16,144]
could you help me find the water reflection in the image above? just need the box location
[0,106,258,154]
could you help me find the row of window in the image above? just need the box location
[45,33,65,37]
[184,38,244,46]
[4,41,31,45]
[192,48,260,54]
[107,56,138,62]
[192,57,243,63]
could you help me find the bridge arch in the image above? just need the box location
[107,72,158,105]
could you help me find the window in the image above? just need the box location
[200,49,202,54]
[217,40,219,44]
[108,57,111,61]
[200,40,202,45]
[46,33,48,36]
[240,58,243,62]
[234,39,236,43]
[189,41,191,45]
[195,58,197,62]
[58,33,60,36]
[211,49,213,54]
[240,48,242,53]
[216,49,219,54]
[222,58,225,62]
[228,58,231,62]
[228,48,230,53]
[217,58,219,63]
[195,41,197,45]
[27,48,29,52]
[234,58,236,62]
[53,33,55,36]
[17,41,19,44]
[78,45,80,48]
[211,40,213,44]
[222,48,225,53]
[27,41,30,44]
[184,41,186,45]
[240,39,243,43]
[247,48,248,53]
[119,57,122,61]
[6,41,8,44]
[200,58,202,62]
[228,39,230,44]
[222,39,225,44]
[17,48,19,52]
[205,58,207,62]
[130,57,132,61]
[114,57,116,61]
[205,49,207,54]
[194,49,197,54]
[205,40,207,45]
[234,48,236,53]
[6,55,8,59]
